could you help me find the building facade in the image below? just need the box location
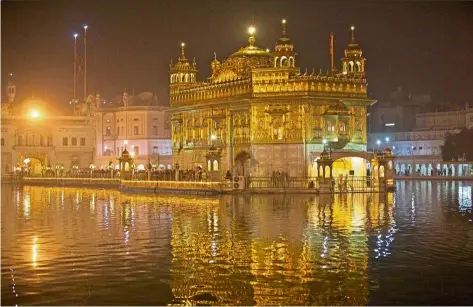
[368,106,473,176]
[169,21,375,178]
[1,82,172,175]
[1,93,96,175]
[94,91,172,170]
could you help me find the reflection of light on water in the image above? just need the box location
[24,193,31,217]
[411,193,416,224]
[90,193,95,213]
[458,185,472,213]
[321,236,329,258]
[32,237,38,267]
[124,228,130,244]
[61,191,65,209]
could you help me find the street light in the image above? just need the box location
[376,139,381,152]
[30,109,40,119]
[385,137,390,143]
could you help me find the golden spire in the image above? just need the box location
[180,42,186,59]
[213,52,217,61]
[248,26,256,46]
[281,19,287,37]
[350,25,355,42]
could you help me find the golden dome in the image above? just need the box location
[320,150,330,160]
[275,19,294,51]
[229,26,271,58]
[344,26,362,57]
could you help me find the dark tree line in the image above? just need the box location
[442,128,473,161]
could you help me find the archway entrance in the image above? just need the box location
[332,157,369,177]
[21,157,43,176]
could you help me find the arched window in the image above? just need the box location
[356,61,361,72]
[274,57,279,67]
[207,160,211,170]
[288,57,295,67]
[213,160,219,171]
[280,56,288,67]
[184,73,189,82]
[349,61,354,72]
[180,73,184,82]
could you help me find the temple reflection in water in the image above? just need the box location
[2,186,396,305]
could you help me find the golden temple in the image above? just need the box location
[169,20,375,177]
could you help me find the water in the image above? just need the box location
[1,181,473,306]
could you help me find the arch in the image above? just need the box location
[213,160,219,171]
[274,56,279,67]
[280,56,288,67]
[184,73,189,82]
[356,61,362,72]
[421,164,427,176]
[180,73,184,82]
[400,164,406,175]
[207,160,211,170]
[324,165,331,178]
[428,163,433,176]
[343,62,348,73]
[379,165,385,178]
[349,61,354,72]
[450,164,455,176]
[288,57,295,67]
[332,156,370,177]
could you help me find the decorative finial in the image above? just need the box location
[282,19,287,37]
[350,25,355,42]
[180,42,186,58]
[213,52,217,61]
[248,26,256,45]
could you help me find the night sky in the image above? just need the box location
[2,0,473,113]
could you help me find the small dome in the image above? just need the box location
[320,150,330,160]
[383,148,393,156]
[344,42,362,57]
[121,148,130,158]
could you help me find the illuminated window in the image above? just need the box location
[63,137,68,146]
[106,126,111,136]
[106,119,111,123]
[80,138,86,146]
[71,138,77,146]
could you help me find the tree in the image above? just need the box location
[441,128,473,161]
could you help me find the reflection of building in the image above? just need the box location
[170,21,375,177]
[1,86,96,174]
[94,91,172,169]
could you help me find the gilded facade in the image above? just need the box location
[169,21,375,177]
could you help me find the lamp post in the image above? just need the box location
[376,139,381,152]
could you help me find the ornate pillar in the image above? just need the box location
[316,150,333,193]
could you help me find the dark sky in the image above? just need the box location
[2,0,473,113]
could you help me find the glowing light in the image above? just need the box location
[266,48,270,52]
[24,158,31,164]
[104,146,108,150]
[385,123,395,126]
[181,42,185,47]
[130,152,135,157]
[210,134,217,140]
[376,140,381,146]
[323,139,327,144]
[30,109,40,119]
[84,25,88,30]
[248,26,256,35]
[351,25,355,31]
[385,137,390,143]
[124,140,128,145]
[137,164,145,171]
[32,237,38,267]
[73,33,78,39]
[282,19,286,24]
